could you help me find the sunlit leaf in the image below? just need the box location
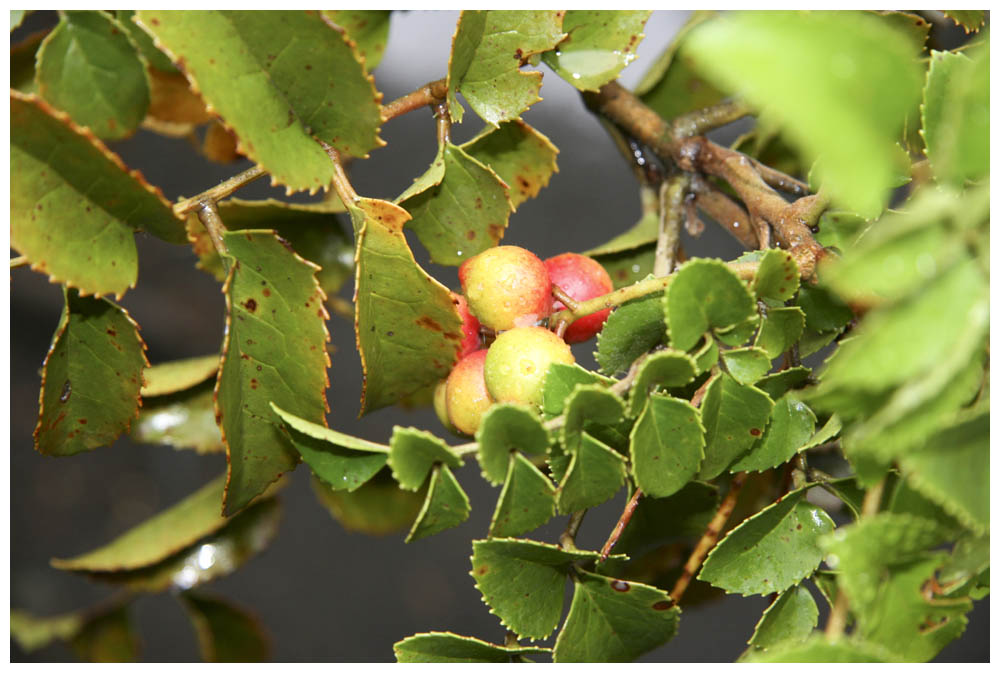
[753,249,799,303]
[596,290,666,376]
[11,91,184,296]
[117,10,177,72]
[322,10,391,72]
[461,120,559,209]
[684,10,924,217]
[630,395,704,498]
[37,11,150,140]
[697,373,774,480]
[447,10,565,125]
[311,471,424,536]
[730,394,816,473]
[35,289,146,456]
[136,10,382,192]
[488,452,556,538]
[394,631,550,663]
[666,258,756,352]
[553,569,679,662]
[349,198,464,413]
[699,488,834,595]
[470,538,605,641]
[180,592,270,663]
[941,11,986,32]
[721,347,772,385]
[476,403,549,485]
[745,584,818,654]
[557,432,627,514]
[279,413,388,493]
[397,143,513,265]
[540,362,613,417]
[141,355,218,397]
[542,11,651,91]
[406,463,471,542]
[216,230,330,515]
[388,426,462,491]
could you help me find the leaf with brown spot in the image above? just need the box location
[35,288,147,456]
[348,198,463,414]
[216,230,330,515]
[460,120,559,209]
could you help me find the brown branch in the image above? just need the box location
[174,165,267,217]
[653,175,688,276]
[600,488,643,562]
[320,142,359,205]
[196,200,228,258]
[688,175,757,249]
[434,101,451,146]
[381,78,448,122]
[670,99,754,141]
[670,472,747,604]
[559,510,587,552]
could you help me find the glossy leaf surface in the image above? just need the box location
[630,395,704,498]
[394,632,550,663]
[553,569,679,662]
[11,92,183,296]
[542,10,650,91]
[697,373,774,480]
[666,259,756,352]
[406,464,471,542]
[37,11,149,140]
[132,380,222,453]
[488,452,556,538]
[181,592,270,662]
[721,347,772,385]
[216,230,329,514]
[476,403,549,485]
[699,488,835,595]
[349,198,463,413]
[141,355,219,397]
[447,10,565,125]
[35,290,146,456]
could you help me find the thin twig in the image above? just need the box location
[9,255,29,269]
[434,101,451,146]
[670,472,747,604]
[559,510,587,552]
[174,165,266,217]
[321,142,360,205]
[380,78,448,122]
[600,488,643,562]
[670,99,754,141]
[551,283,581,313]
[196,201,228,258]
[688,175,757,249]
[653,175,688,276]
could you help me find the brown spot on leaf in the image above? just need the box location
[244,298,258,312]
[250,378,259,389]
[78,418,87,425]
[476,566,488,576]
[652,600,672,611]
[106,328,117,337]
[415,316,442,331]
[466,230,476,240]
[749,428,762,436]
[262,288,271,297]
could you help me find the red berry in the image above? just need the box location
[544,253,614,343]
[452,293,481,358]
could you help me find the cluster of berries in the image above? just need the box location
[434,245,614,435]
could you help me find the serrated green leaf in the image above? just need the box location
[630,395,704,499]
[540,362,613,417]
[132,380,222,453]
[180,592,270,663]
[743,634,893,662]
[460,120,559,209]
[937,533,990,596]
[10,9,28,30]
[870,11,931,51]
[141,355,219,397]
[216,230,329,515]
[697,374,774,480]
[11,26,44,94]
[755,366,810,400]
[590,243,656,290]
[187,198,353,298]
[136,10,382,192]
[715,315,760,348]
[795,283,853,334]
[889,478,965,533]
[489,452,557,538]
[476,403,549,485]
[898,408,989,536]
[447,10,565,125]
[69,604,139,663]
[817,257,987,393]
[561,384,625,454]
[699,488,834,595]
[692,335,720,374]
[542,11,651,91]
[37,11,150,140]
[406,464,471,543]
[557,432,627,514]
[553,568,679,662]
[35,289,146,456]
[635,11,727,121]
[52,475,236,572]
[87,495,281,593]
[942,11,986,32]
[746,584,818,654]
[815,210,870,251]
[311,471,424,536]
[11,92,184,295]
[349,198,464,413]
[731,394,816,473]
[470,538,604,641]
[388,426,462,491]
[627,350,697,417]
[754,307,805,360]
[684,11,924,217]
[721,347,772,385]
[280,418,387,493]
[595,290,665,376]
[394,631,550,663]
[117,10,177,72]
[858,554,972,662]
[666,259,756,352]
[921,46,989,186]
[397,143,513,265]
[10,609,83,653]
[322,10,391,72]
[753,249,799,303]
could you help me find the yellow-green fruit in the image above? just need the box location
[433,379,457,433]
[484,326,574,407]
[458,245,552,330]
[445,349,494,435]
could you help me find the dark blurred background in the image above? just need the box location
[10,10,987,662]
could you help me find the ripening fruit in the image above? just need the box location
[484,326,574,407]
[433,379,457,434]
[458,245,552,331]
[444,349,494,435]
[544,252,614,343]
[452,292,481,358]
